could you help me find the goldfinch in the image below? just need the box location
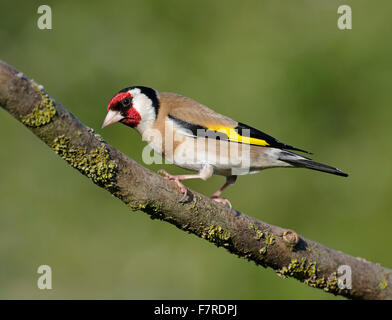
[102,86,348,207]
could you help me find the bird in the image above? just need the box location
[102,86,348,207]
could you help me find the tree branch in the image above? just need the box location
[1,60,390,300]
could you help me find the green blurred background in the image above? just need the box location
[1,0,391,299]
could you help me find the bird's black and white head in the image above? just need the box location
[102,86,159,133]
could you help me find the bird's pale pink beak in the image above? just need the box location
[102,109,124,128]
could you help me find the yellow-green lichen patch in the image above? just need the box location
[22,85,56,127]
[277,258,345,294]
[135,202,148,211]
[249,223,275,249]
[278,258,314,278]
[323,272,339,292]
[264,232,274,245]
[128,200,166,220]
[202,224,231,247]
[52,135,116,189]
[259,247,267,255]
[254,229,263,240]
[277,258,321,287]
[380,279,388,290]
[248,223,264,240]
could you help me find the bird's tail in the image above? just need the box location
[279,151,348,177]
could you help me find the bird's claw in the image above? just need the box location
[211,196,232,209]
[158,169,188,201]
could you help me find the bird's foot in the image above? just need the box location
[210,196,232,209]
[158,169,188,201]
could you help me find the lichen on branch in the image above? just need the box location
[21,84,56,127]
[52,135,117,190]
[1,59,391,300]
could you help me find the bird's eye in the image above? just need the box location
[122,98,131,107]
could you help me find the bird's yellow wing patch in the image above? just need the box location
[207,126,270,146]
[168,114,310,153]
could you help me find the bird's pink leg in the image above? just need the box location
[158,169,204,201]
[210,176,237,208]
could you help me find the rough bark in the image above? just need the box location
[0,60,391,300]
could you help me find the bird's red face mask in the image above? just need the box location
[102,91,141,128]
